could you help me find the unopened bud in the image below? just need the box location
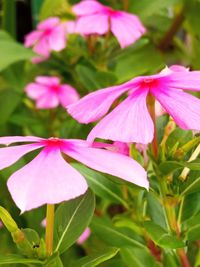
[0,206,18,233]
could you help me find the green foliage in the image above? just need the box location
[72,163,129,208]
[69,248,119,267]
[120,248,158,267]
[0,31,35,72]
[54,190,95,254]
[143,221,185,249]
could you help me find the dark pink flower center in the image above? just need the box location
[50,84,61,93]
[42,138,65,149]
[43,28,53,37]
[105,6,118,16]
[142,78,158,89]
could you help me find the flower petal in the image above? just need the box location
[35,76,60,86]
[87,89,154,144]
[167,71,200,91]
[37,17,60,30]
[33,37,50,57]
[7,148,88,212]
[36,92,59,109]
[111,12,146,48]
[24,31,43,47]
[48,24,66,51]
[58,85,80,108]
[75,14,109,35]
[67,81,135,123]
[64,141,148,189]
[73,0,105,15]
[0,136,43,145]
[0,143,43,170]
[25,83,48,99]
[152,88,200,130]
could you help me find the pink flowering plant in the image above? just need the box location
[0,0,200,267]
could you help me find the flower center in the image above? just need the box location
[142,78,158,89]
[50,85,60,92]
[43,138,64,148]
[105,6,117,16]
[43,28,53,37]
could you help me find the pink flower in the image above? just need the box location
[112,141,130,156]
[77,227,91,244]
[68,65,200,144]
[24,17,67,63]
[0,136,148,212]
[25,76,79,109]
[72,0,146,48]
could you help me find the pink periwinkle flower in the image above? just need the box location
[25,76,79,109]
[68,65,200,144]
[72,0,146,48]
[24,17,67,63]
[0,136,148,212]
[77,227,91,244]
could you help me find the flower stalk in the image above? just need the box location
[148,98,191,267]
[45,204,55,256]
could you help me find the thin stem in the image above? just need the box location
[45,204,55,256]
[147,95,191,267]
[123,0,129,11]
[158,7,185,51]
[147,94,158,158]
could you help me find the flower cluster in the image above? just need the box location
[1,0,200,216]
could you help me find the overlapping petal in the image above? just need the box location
[152,88,200,130]
[64,140,148,189]
[166,71,200,91]
[0,136,43,145]
[87,89,154,144]
[111,12,146,48]
[7,148,88,212]
[58,85,80,107]
[73,0,105,15]
[75,14,109,35]
[67,80,138,123]
[0,144,43,170]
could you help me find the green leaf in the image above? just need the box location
[72,163,129,208]
[110,39,164,83]
[0,254,43,265]
[0,89,21,125]
[144,221,185,249]
[183,213,200,241]
[129,0,178,20]
[54,190,95,254]
[75,64,117,92]
[69,248,119,267]
[0,31,35,71]
[146,192,167,229]
[40,0,70,20]
[180,171,200,196]
[163,252,179,267]
[180,192,200,222]
[2,0,16,38]
[159,159,200,176]
[120,248,157,267]
[91,217,146,249]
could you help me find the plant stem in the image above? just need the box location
[45,204,55,256]
[123,0,129,11]
[147,95,191,267]
[147,94,158,158]
[158,7,185,51]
